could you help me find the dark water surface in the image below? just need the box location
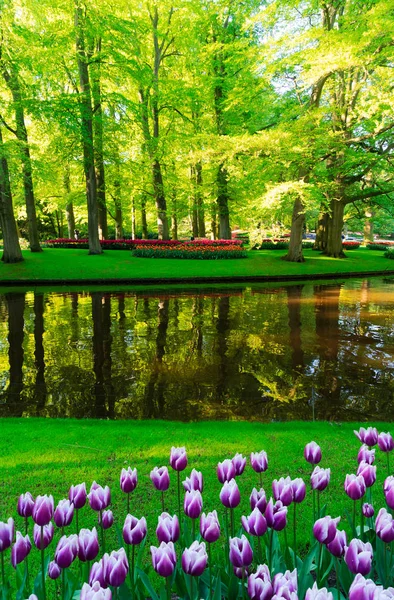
[0,278,393,421]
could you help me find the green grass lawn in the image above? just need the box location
[0,418,390,595]
[0,248,392,284]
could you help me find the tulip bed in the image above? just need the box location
[131,244,247,259]
[1,423,394,600]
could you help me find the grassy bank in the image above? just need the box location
[0,248,392,284]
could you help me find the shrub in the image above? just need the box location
[342,241,361,249]
[367,242,394,250]
[384,248,394,259]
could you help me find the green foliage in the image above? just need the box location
[384,248,394,260]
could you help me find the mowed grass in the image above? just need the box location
[0,418,391,595]
[0,248,392,283]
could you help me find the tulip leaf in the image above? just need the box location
[212,575,222,600]
[174,568,189,599]
[137,567,159,600]
[298,540,318,600]
[227,573,240,600]
[338,557,354,595]
[33,555,50,599]
[15,562,27,600]
[320,553,334,586]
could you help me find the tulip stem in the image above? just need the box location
[258,535,262,564]
[40,526,46,600]
[161,491,165,514]
[192,518,196,540]
[230,508,234,538]
[335,558,340,600]
[1,552,4,590]
[312,489,316,522]
[259,472,263,488]
[62,567,65,600]
[225,509,230,570]
[131,544,135,598]
[76,509,79,536]
[352,501,357,538]
[99,511,105,554]
[25,516,28,536]
[177,472,181,523]
[166,575,171,600]
[127,493,130,516]
[242,567,246,600]
[317,543,323,586]
[293,503,297,569]
[317,491,320,517]
[387,453,391,478]
[208,542,212,600]
[360,502,364,542]
[269,528,274,572]
[190,574,194,600]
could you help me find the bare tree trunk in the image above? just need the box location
[314,210,329,251]
[171,192,178,240]
[75,2,102,254]
[131,196,136,240]
[190,165,198,237]
[211,203,218,240]
[92,37,108,240]
[195,162,205,237]
[63,166,75,238]
[216,165,231,239]
[283,196,305,262]
[324,199,345,257]
[2,66,41,252]
[152,159,169,239]
[364,208,374,243]
[141,195,148,239]
[0,127,23,263]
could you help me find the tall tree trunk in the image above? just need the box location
[216,165,231,239]
[324,199,345,258]
[92,37,108,240]
[195,162,205,237]
[314,209,329,251]
[283,196,305,262]
[131,196,136,240]
[63,166,75,238]
[114,176,123,239]
[2,66,41,252]
[0,127,23,263]
[171,192,178,240]
[364,208,374,243]
[152,159,169,239]
[211,203,218,240]
[191,165,199,238]
[75,3,102,255]
[141,195,148,239]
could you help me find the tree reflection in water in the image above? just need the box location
[0,279,393,421]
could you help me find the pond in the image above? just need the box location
[0,277,393,421]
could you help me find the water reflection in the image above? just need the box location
[0,279,394,421]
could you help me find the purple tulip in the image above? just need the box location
[89,559,107,588]
[305,583,334,600]
[384,476,394,509]
[229,535,253,568]
[344,474,366,500]
[234,565,250,579]
[357,461,376,488]
[349,574,378,600]
[232,453,247,476]
[362,504,374,518]
[151,541,177,577]
[327,529,347,558]
[0,518,14,552]
[248,564,273,600]
[273,569,298,595]
[304,441,322,465]
[220,479,240,508]
[378,432,394,453]
[272,477,293,506]
[120,467,137,494]
[291,478,306,503]
[88,482,111,512]
[99,510,114,530]
[81,582,112,600]
[265,499,287,531]
[313,516,340,544]
[32,495,54,527]
[200,511,220,543]
[78,528,99,562]
[354,427,378,447]
[357,445,375,465]
[17,493,34,518]
[184,489,203,519]
[250,451,268,473]
[344,538,373,575]
[123,514,147,545]
[169,446,188,472]
[11,532,31,567]
[103,548,129,587]
[182,469,203,493]
[48,560,61,580]
[27,596,38,600]
[311,467,331,492]
[150,466,170,492]
[69,483,87,509]
[250,488,267,513]
[376,508,394,543]
[55,534,79,569]
[33,522,54,550]
[217,459,236,483]
[182,541,208,576]
[54,499,74,528]
[156,513,179,544]
[242,507,267,536]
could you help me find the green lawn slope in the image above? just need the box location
[0,248,392,284]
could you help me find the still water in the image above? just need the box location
[0,278,393,421]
